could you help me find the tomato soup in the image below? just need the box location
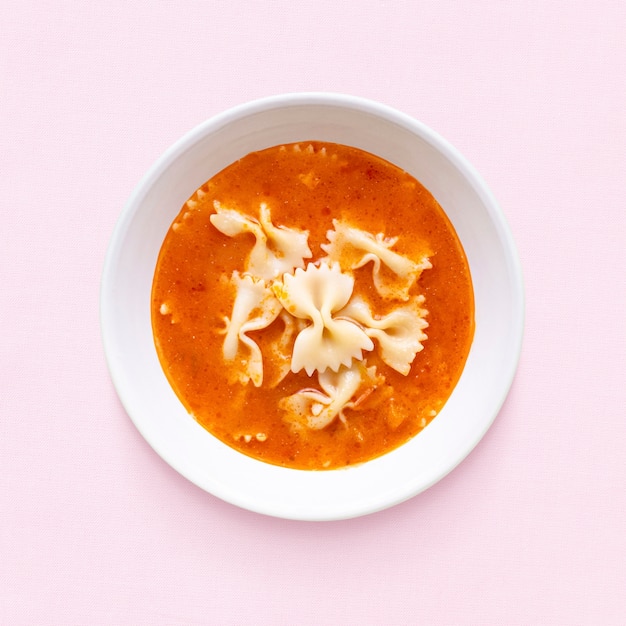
[151,142,474,469]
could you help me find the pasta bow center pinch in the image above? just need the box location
[273,262,374,376]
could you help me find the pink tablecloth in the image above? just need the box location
[2,1,625,624]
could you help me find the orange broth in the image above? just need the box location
[151,142,474,469]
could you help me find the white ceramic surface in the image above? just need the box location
[100,93,524,521]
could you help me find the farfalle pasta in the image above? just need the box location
[338,295,428,376]
[219,272,282,387]
[273,262,374,376]
[151,141,474,470]
[279,364,381,430]
[321,219,432,301]
[210,201,312,280]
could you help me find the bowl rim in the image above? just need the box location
[100,92,525,520]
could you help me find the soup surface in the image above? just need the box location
[151,142,474,470]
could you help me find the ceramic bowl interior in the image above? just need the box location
[101,93,524,521]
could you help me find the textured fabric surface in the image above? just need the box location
[1,1,625,624]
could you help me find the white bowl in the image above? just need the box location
[100,93,524,521]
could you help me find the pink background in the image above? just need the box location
[2,1,625,624]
